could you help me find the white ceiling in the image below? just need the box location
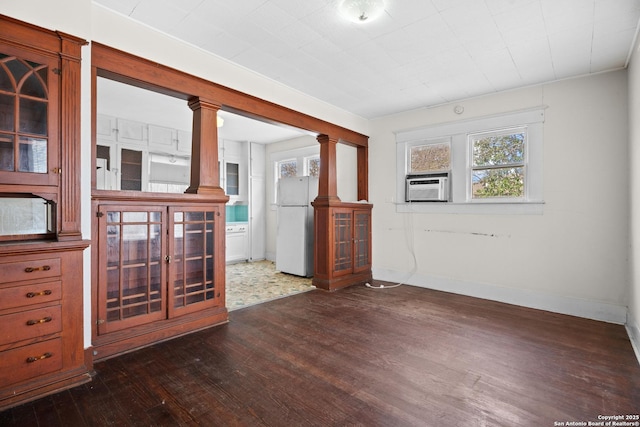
[94,0,640,132]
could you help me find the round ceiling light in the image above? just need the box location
[339,0,385,24]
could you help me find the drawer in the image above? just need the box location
[0,280,61,311]
[0,338,63,385]
[0,257,61,285]
[0,306,62,346]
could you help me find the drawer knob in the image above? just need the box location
[26,316,52,326]
[26,290,53,298]
[26,352,53,363]
[24,265,51,273]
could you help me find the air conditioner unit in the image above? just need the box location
[405,174,450,202]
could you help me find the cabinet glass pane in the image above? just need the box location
[0,133,13,171]
[121,148,142,191]
[18,136,47,173]
[172,209,216,311]
[21,71,47,98]
[334,212,352,272]
[226,162,239,195]
[19,98,47,135]
[0,94,14,131]
[102,208,164,329]
[354,212,370,268]
[0,196,54,237]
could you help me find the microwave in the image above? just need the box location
[405,174,449,202]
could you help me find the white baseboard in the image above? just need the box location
[372,268,627,325]
[626,311,640,366]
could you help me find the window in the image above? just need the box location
[277,159,297,178]
[470,128,525,199]
[408,140,450,174]
[305,155,320,177]
[395,108,544,214]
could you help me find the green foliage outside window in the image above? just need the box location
[471,132,525,199]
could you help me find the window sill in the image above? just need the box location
[396,201,544,215]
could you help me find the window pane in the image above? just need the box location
[307,157,320,177]
[409,143,450,173]
[279,160,297,178]
[472,132,524,167]
[472,167,524,199]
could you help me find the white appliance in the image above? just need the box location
[405,173,450,202]
[275,176,318,277]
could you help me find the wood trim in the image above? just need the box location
[185,97,225,196]
[90,42,369,147]
[57,32,87,240]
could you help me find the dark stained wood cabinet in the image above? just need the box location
[313,202,372,291]
[93,201,227,361]
[0,15,90,410]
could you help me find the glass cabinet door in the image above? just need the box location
[168,207,219,317]
[97,206,166,334]
[333,209,353,274]
[353,210,371,272]
[0,49,59,186]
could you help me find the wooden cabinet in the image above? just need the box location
[0,243,89,411]
[312,202,372,291]
[0,15,89,410]
[93,202,227,361]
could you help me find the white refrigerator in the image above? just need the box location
[275,176,318,277]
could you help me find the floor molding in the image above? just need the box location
[372,268,627,325]
[627,311,640,366]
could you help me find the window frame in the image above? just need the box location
[395,108,544,215]
[406,137,451,175]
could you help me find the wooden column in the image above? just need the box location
[357,144,369,202]
[57,32,87,240]
[314,134,340,205]
[185,97,225,197]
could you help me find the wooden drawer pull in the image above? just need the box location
[26,316,52,326]
[26,352,53,363]
[26,290,53,298]
[24,265,51,273]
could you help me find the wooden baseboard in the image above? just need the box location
[92,307,228,362]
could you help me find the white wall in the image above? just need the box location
[628,33,640,360]
[369,71,630,324]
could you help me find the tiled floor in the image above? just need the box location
[225,260,315,310]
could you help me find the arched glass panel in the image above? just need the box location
[0,64,14,92]
[21,71,47,99]
[5,58,29,85]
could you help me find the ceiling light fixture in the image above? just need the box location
[339,0,385,24]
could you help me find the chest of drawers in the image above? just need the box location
[0,242,90,411]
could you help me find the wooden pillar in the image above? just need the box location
[185,97,226,197]
[314,134,340,205]
[57,32,87,240]
[357,144,369,202]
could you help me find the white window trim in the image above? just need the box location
[395,107,545,215]
[304,154,320,177]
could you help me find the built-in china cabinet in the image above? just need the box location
[91,44,229,361]
[0,15,90,410]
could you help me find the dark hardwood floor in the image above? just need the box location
[2,282,639,426]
